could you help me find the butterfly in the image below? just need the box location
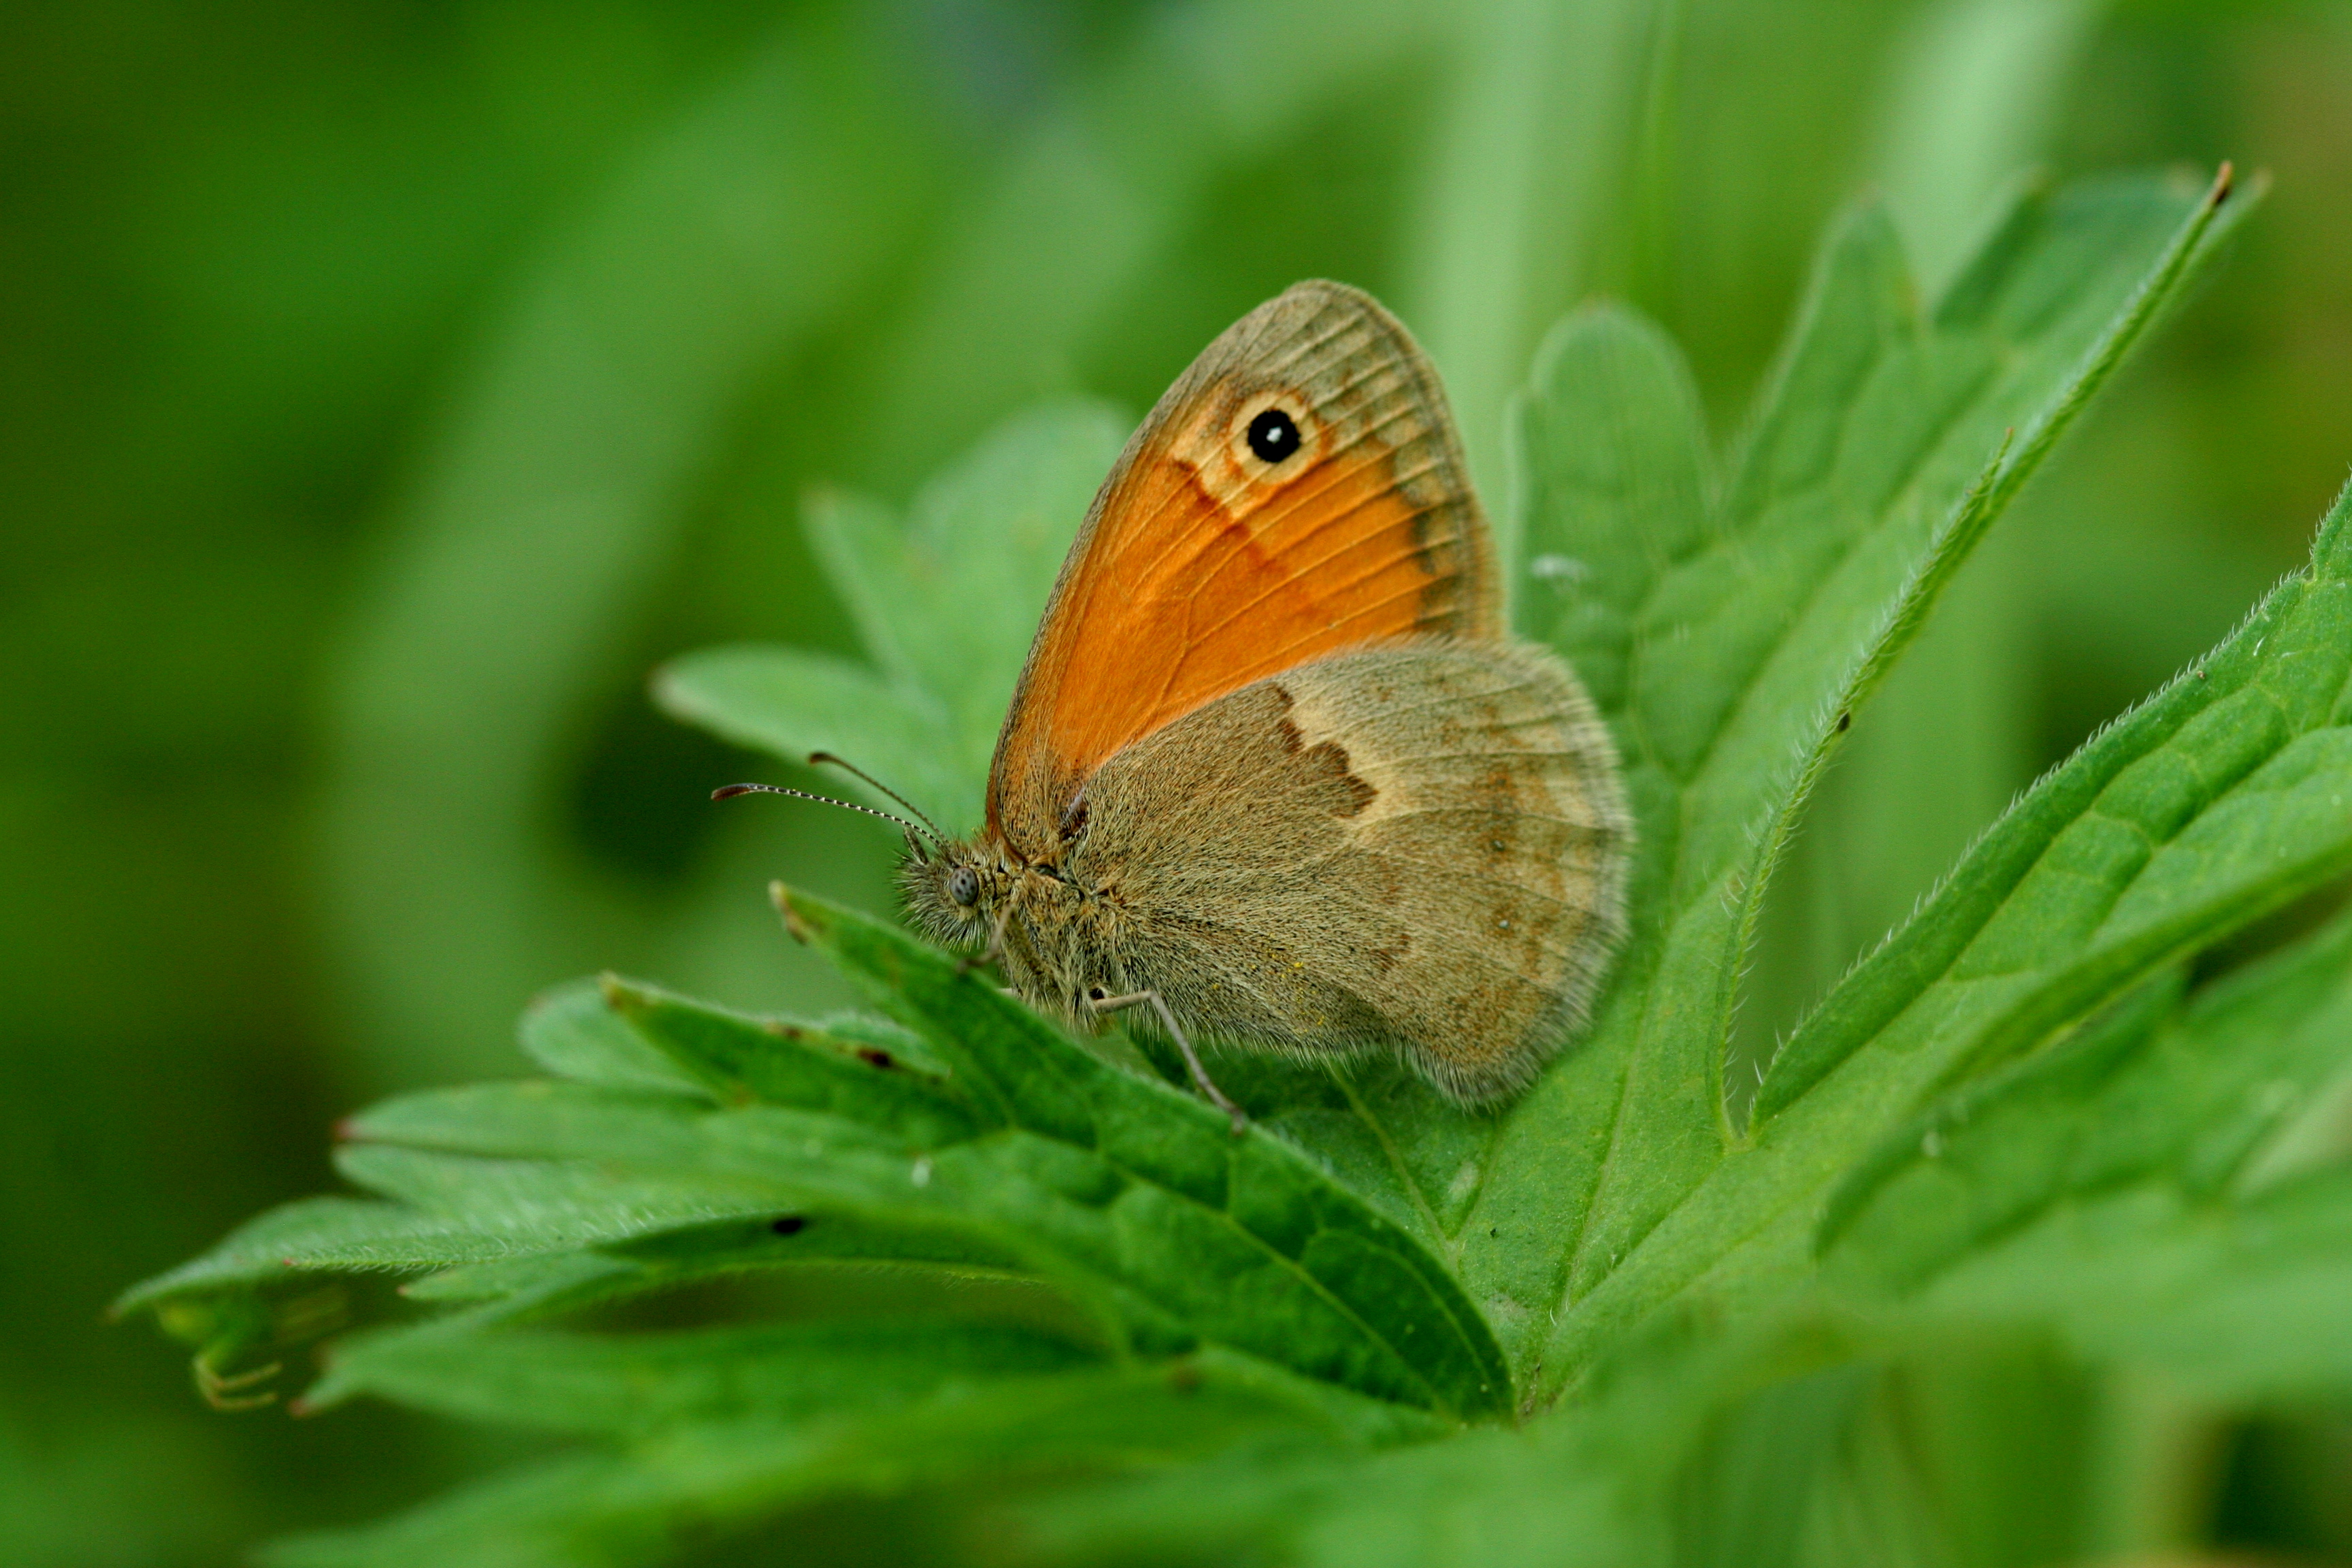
[743,282,1631,1131]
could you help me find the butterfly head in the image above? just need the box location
[899,836,1011,951]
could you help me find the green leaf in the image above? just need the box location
[1799,900,2352,1406]
[1426,170,2245,1388]
[343,1085,719,1167]
[116,1194,598,1311]
[517,981,713,1100]
[1907,1170,2352,1403]
[777,887,1514,1419]
[131,161,2352,1568]
[397,1215,1037,1324]
[1532,468,2352,1393]
[649,645,959,832]
[1814,968,2189,1281]
[600,976,978,1143]
[150,913,1517,1416]
[306,1319,1102,1435]
[1821,902,2352,1281]
[651,401,1128,834]
[1511,301,1714,720]
[1015,1304,1838,1568]
[1763,491,2352,1117]
[266,1350,1437,1568]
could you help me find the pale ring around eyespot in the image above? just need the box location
[1227,391,1318,475]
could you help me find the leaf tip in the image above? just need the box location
[772,882,816,945]
[597,971,638,1013]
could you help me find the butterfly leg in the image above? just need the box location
[1088,990,1246,1136]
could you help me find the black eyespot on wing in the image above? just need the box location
[1247,407,1301,464]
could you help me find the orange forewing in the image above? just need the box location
[987,282,1498,853]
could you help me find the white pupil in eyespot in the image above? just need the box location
[1246,408,1301,463]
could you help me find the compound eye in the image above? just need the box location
[947,866,980,908]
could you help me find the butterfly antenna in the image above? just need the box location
[806,752,947,843]
[710,782,942,850]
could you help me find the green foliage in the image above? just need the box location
[658,403,1132,837]
[124,167,2352,1565]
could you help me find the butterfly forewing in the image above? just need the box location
[986,281,1498,852]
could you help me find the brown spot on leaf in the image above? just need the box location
[855,1047,896,1071]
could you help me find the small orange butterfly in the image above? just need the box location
[737,282,1631,1130]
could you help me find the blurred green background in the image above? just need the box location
[4,0,2349,1561]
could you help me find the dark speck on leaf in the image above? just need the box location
[856,1047,896,1070]
[771,1216,807,1236]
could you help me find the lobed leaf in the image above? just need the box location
[648,163,2261,1420]
[1532,470,2352,1394]
[126,162,2352,1567]
[139,906,1514,1417]
[1448,170,2247,1387]
[777,886,1515,1418]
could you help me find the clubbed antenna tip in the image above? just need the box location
[709,781,942,849]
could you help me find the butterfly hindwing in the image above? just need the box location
[1063,641,1629,1100]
